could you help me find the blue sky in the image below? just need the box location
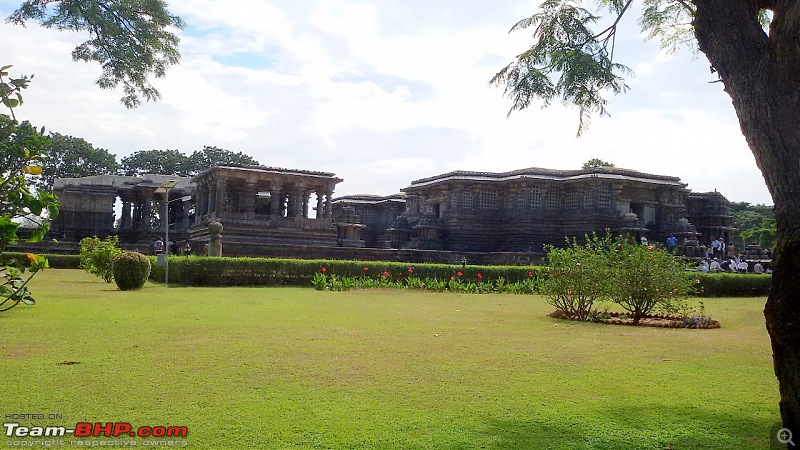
[1,0,772,204]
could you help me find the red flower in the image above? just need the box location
[321,267,327,273]
[528,271,533,277]
[647,245,654,250]
[363,267,369,271]
[408,268,413,273]
[383,270,389,276]
[477,273,483,279]
[567,290,573,295]
[457,271,463,277]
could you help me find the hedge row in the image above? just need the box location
[148,256,544,287]
[695,272,772,297]
[0,252,82,269]
[148,256,772,297]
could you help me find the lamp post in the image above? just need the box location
[155,180,179,286]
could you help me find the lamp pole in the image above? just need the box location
[156,180,179,287]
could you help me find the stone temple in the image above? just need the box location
[46,164,735,261]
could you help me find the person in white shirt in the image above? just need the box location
[753,262,764,274]
[700,260,709,272]
[737,260,749,273]
[710,259,721,272]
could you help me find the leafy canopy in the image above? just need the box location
[7,0,185,108]
[489,0,739,136]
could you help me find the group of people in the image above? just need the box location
[700,255,767,274]
[148,238,191,256]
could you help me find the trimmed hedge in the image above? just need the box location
[1,252,82,269]
[149,256,543,287]
[694,272,771,297]
[149,256,771,297]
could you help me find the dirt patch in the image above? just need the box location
[548,310,721,329]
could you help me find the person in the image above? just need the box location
[726,242,736,259]
[640,236,648,246]
[170,240,178,255]
[700,260,709,272]
[753,262,764,274]
[711,238,721,258]
[720,259,731,272]
[737,259,749,274]
[154,238,165,254]
[148,238,156,256]
[709,258,721,272]
[667,235,678,253]
[717,238,726,259]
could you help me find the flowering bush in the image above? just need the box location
[540,234,613,320]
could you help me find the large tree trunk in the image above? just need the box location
[693,0,800,435]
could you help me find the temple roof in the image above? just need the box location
[195,164,341,180]
[406,166,687,190]
[332,193,406,204]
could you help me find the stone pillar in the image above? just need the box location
[121,199,131,230]
[316,191,324,219]
[324,189,334,219]
[286,187,296,218]
[208,221,223,257]
[142,199,152,230]
[302,190,311,218]
[270,187,281,216]
[208,182,217,217]
[215,179,227,218]
[243,182,257,219]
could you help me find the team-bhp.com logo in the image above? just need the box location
[4,422,188,438]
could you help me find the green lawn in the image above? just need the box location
[1,269,780,449]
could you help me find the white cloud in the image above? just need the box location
[0,0,772,205]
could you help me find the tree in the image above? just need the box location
[0,66,57,312]
[582,158,615,169]
[730,201,776,249]
[187,146,260,175]
[120,149,190,176]
[492,0,800,431]
[7,0,184,108]
[121,146,261,177]
[38,132,119,190]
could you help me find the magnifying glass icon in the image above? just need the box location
[778,428,795,446]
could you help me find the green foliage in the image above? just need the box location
[606,238,694,325]
[38,132,119,191]
[542,233,694,324]
[490,0,633,135]
[541,234,612,319]
[695,272,771,298]
[0,252,48,311]
[120,146,261,177]
[0,68,58,312]
[112,251,151,291]
[8,0,185,108]
[1,252,81,269]
[79,235,123,283]
[729,202,776,250]
[582,158,615,169]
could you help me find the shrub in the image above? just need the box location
[113,252,151,291]
[80,236,123,283]
[0,252,80,269]
[606,239,694,325]
[541,234,612,320]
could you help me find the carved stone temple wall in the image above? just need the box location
[51,174,195,244]
[188,165,342,248]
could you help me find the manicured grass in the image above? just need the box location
[1,270,780,449]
